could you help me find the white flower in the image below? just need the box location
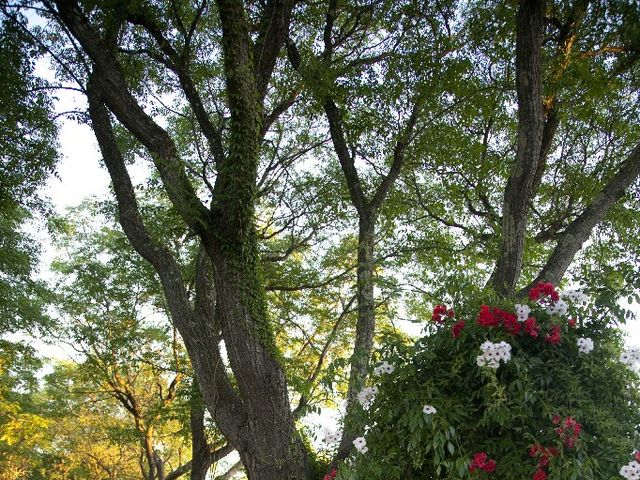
[546,299,568,316]
[323,428,340,444]
[620,348,640,370]
[487,359,500,369]
[374,360,395,376]
[563,289,589,305]
[357,386,378,408]
[477,341,512,368]
[353,436,368,454]
[422,404,437,415]
[620,460,640,479]
[577,337,594,354]
[480,340,494,352]
[515,303,531,321]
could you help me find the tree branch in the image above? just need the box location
[523,140,640,292]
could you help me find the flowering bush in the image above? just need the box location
[336,285,640,479]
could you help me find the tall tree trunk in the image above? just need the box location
[60,0,308,476]
[490,0,545,296]
[335,212,376,457]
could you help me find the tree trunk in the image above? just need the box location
[335,212,376,459]
[190,382,211,480]
[490,0,545,296]
[207,246,309,479]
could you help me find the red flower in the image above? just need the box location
[501,313,521,336]
[551,415,561,425]
[568,318,577,328]
[529,282,560,303]
[545,325,561,345]
[469,451,496,474]
[533,469,548,480]
[447,308,455,317]
[322,468,337,480]
[529,444,541,457]
[477,305,500,327]
[483,459,497,473]
[432,304,449,323]
[477,305,518,334]
[554,416,582,448]
[452,320,465,339]
[523,317,541,338]
[634,451,640,462]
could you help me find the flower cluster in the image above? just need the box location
[322,468,338,480]
[529,282,560,303]
[562,289,589,305]
[515,303,531,320]
[553,415,581,448]
[357,386,378,408]
[521,316,540,338]
[620,460,640,480]
[545,299,568,316]
[477,341,511,368]
[577,337,594,354]
[469,451,497,474]
[477,305,520,335]
[323,428,340,444]
[432,304,455,324]
[373,360,395,376]
[452,320,465,339]
[620,348,640,369]
[545,325,561,345]
[529,444,558,480]
[353,436,368,454]
[422,404,437,415]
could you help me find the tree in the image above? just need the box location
[2,0,640,478]
[0,12,57,334]
[0,341,49,480]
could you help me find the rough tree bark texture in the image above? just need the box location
[490,0,545,296]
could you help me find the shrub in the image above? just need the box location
[339,286,640,479]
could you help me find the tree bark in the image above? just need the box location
[189,381,211,480]
[321,84,421,463]
[490,0,545,296]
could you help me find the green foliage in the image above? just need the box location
[0,15,57,334]
[342,293,640,479]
